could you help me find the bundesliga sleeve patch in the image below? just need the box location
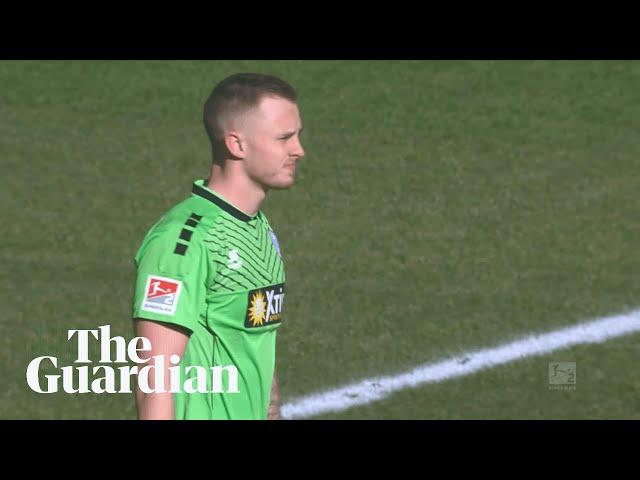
[140,275,183,316]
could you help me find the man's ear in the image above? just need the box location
[224,132,245,159]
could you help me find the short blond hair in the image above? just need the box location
[203,73,297,160]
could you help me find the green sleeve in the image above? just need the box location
[132,221,210,333]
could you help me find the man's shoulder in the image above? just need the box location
[151,195,222,233]
[135,196,222,260]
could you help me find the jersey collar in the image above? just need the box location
[192,180,258,223]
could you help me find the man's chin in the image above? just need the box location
[267,176,296,190]
[269,182,294,191]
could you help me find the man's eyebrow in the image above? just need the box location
[278,127,304,138]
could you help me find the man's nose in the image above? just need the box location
[291,137,305,158]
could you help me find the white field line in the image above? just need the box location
[281,308,640,419]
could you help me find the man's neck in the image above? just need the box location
[207,163,266,217]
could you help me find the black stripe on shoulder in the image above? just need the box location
[174,243,188,256]
[179,229,193,242]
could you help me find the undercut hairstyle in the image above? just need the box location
[203,73,298,162]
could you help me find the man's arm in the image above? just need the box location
[268,370,281,420]
[134,319,190,420]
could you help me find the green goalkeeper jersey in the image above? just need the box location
[132,180,285,420]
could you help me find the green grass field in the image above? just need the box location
[2,60,639,419]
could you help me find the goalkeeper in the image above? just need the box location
[132,73,305,420]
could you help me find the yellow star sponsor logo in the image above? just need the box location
[244,284,285,328]
[248,290,267,327]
